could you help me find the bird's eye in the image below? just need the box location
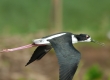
[86,35,90,38]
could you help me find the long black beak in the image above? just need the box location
[91,39,105,46]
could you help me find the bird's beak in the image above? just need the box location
[91,39,105,46]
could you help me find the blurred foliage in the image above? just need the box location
[0,0,51,34]
[83,64,103,80]
[109,76,110,80]
[0,0,109,38]
[0,1,109,80]
[63,0,110,31]
[18,77,26,80]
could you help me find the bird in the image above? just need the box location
[0,32,103,80]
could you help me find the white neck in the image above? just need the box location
[71,35,78,44]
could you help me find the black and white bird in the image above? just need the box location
[0,32,103,80]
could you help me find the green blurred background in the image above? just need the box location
[0,0,110,80]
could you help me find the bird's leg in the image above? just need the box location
[0,43,45,53]
[0,44,35,53]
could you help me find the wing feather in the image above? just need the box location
[25,45,52,66]
[49,33,81,80]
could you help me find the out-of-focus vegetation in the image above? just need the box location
[0,0,51,34]
[0,0,110,80]
[84,64,103,80]
[0,0,109,38]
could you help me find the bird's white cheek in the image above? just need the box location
[85,38,91,42]
[80,38,91,42]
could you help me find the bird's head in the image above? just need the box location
[72,34,104,46]
[72,34,91,44]
[75,34,91,42]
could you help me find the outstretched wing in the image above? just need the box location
[49,33,81,80]
[25,45,52,66]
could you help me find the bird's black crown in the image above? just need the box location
[75,34,90,41]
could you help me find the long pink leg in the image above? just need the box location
[0,43,45,53]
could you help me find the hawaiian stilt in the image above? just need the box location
[0,32,104,80]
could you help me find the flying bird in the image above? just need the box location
[0,32,104,80]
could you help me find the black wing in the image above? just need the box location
[25,45,52,66]
[49,33,81,80]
